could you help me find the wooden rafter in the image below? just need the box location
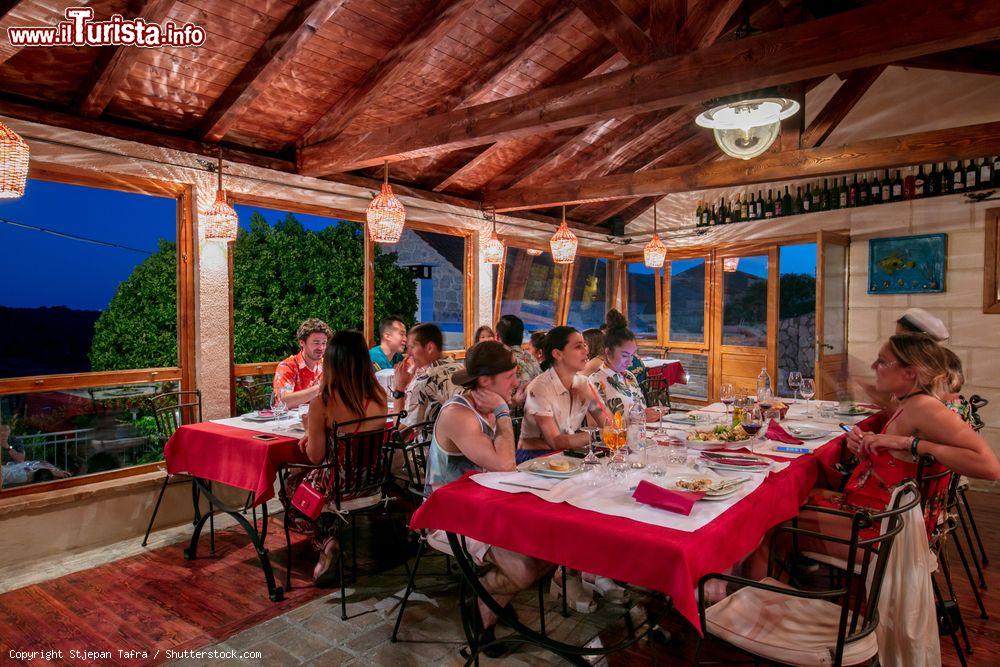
[78,0,178,117]
[800,65,886,148]
[899,46,1000,77]
[198,0,346,142]
[570,0,653,65]
[300,0,997,175]
[486,120,1000,211]
[298,0,476,147]
[649,0,685,56]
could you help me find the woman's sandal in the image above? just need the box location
[550,575,597,614]
[312,537,339,585]
[582,574,630,605]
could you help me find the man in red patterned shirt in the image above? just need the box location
[272,318,333,409]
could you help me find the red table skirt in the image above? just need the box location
[164,422,304,505]
[412,423,873,630]
[646,360,686,386]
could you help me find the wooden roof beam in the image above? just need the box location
[299,0,1000,176]
[198,0,346,142]
[570,0,653,64]
[486,120,1000,211]
[78,0,178,117]
[800,65,885,149]
[298,0,476,147]
[899,47,1000,77]
[649,0,685,56]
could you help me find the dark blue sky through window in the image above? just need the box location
[0,180,175,310]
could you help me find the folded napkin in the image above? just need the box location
[632,480,704,515]
[765,419,804,444]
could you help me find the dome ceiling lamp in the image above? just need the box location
[643,202,666,269]
[0,120,29,199]
[481,206,504,264]
[549,206,578,264]
[366,160,406,244]
[695,96,799,160]
[201,151,239,240]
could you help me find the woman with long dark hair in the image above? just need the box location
[289,329,388,584]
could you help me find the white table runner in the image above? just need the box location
[211,414,304,437]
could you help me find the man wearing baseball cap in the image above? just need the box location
[423,341,555,657]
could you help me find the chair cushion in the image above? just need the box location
[705,577,878,666]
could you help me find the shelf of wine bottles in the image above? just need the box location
[694,156,1000,228]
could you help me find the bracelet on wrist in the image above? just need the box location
[910,437,921,461]
[493,405,511,420]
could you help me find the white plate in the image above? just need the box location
[243,411,279,422]
[685,436,754,450]
[663,412,699,424]
[659,474,743,500]
[835,406,875,416]
[782,425,832,440]
[517,455,583,478]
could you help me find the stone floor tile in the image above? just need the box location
[269,625,337,662]
[344,622,394,654]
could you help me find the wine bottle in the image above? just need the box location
[755,190,764,219]
[724,197,733,224]
[803,183,812,212]
[941,162,953,195]
[695,200,704,225]
[871,171,882,204]
[980,157,993,189]
[735,194,744,223]
[927,163,941,196]
[793,186,803,215]
[880,169,891,202]
[709,204,717,225]
[913,165,925,198]
[848,175,858,207]
[838,177,848,208]
[953,161,964,191]
[965,159,977,190]
[830,178,840,210]
[891,170,903,201]
[994,155,1000,185]
[820,179,831,211]
[782,185,792,216]
[741,193,750,220]
[764,189,774,218]
[859,173,870,206]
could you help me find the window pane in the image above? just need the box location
[566,256,608,330]
[722,255,768,347]
[0,180,176,378]
[388,228,465,350]
[778,244,817,397]
[500,248,563,331]
[627,263,657,338]
[1,381,176,490]
[665,350,708,401]
[668,258,705,342]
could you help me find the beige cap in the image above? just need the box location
[897,308,949,342]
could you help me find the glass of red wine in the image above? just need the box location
[721,383,735,418]
[740,405,764,453]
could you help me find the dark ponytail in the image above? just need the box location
[604,309,628,331]
[540,325,578,371]
[602,326,636,353]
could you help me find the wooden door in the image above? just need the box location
[815,231,850,400]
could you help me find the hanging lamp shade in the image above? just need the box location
[367,161,405,244]
[723,257,740,272]
[201,153,238,240]
[0,121,29,199]
[643,204,666,268]
[526,248,543,256]
[550,207,577,264]
[482,208,504,264]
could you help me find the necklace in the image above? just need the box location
[895,388,926,402]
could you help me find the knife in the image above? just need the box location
[498,481,555,491]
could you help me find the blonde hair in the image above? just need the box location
[941,347,964,393]
[887,333,950,399]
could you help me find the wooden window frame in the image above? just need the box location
[0,163,196,498]
[985,208,1000,314]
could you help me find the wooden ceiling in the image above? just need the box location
[0,0,998,231]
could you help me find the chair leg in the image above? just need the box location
[950,527,989,620]
[537,577,547,637]
[959,487,989,567]
[561,566,569,618]
[444,554,452,574]
[351,515,359,583]
[934,576,969,667]
[339,524,348,621]
[391,539,426,642]
[939,550,974,652]
[956,500,987,588]
[142,474,170,547]
[283,511,293,592]
[208,481,216,557]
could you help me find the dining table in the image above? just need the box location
[164,412,307,602]
[410,399,885,663]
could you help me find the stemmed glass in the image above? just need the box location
[580,426,600,466]
[720,383,735,418]
[800,378,816,417]
[270,392,287,419]
[740,405,763,453]
[788,371,803,403]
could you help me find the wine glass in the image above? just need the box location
[788,371,803,403]
[757,384,774,412]
[580,426,600,465]
[270,392,287,418]
[740,405,764,453]
[800,378,816,417]
[720,383,735,418]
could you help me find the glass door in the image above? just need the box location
[815,231,850,400]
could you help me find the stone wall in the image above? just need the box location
[777,312,816,397]
[390,229,464,327]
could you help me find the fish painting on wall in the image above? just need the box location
[868,233,947,294]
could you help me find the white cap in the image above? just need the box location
[898,308,949,342]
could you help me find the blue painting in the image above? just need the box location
[868,233,947,294]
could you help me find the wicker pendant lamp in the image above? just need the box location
[201,152,239,240]
[0,120,29,199]
[367,160,406,244]
[526,248,542,256]
[643,203,666,268]
[481,207,504,264]
[550,206,578,264]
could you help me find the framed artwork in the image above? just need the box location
[868,233,947,294]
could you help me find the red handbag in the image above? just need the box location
[290,479,325,520]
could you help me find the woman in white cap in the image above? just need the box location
[895,307,950,341]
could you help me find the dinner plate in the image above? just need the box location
[243,411,279,422]
[659,474,744,501]
[684,436,754,451]
[663,412,700,425]
[835,406,876,416]
[782,424,832,440]
[517,455,583,478]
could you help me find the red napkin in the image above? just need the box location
[632,480,704,515]
[765,420,804,444]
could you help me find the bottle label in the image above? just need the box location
[881,186,890,199]
[982,166,991,182]
[967,173,976,188]
[803,200,810,211]
[839,193,847,206]
[892,184,901,197]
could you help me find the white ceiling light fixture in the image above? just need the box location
[695,97,800,160]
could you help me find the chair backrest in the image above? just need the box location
[241,378,274,413]
[398,419,435,500]
[328,411,403,509]
[641,367,671,408]
[967,394,988,432]
[146,390,202,440]
[509,404,524,446]
[915,454,954,544]
[834,481,921,665]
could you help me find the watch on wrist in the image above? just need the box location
[392,389,405,400]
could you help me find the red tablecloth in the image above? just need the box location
[164,422,304,505]
[411,419,879,630]
[646,360,686,386]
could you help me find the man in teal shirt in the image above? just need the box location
[370,316,407,371]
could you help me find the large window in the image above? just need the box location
[1,174,189,493]
[778,244,817,396]
[722,255,768,347]
[566,256,610,331]
[626,263,657,338]
[499,248,563,332]
[668,258,706,343]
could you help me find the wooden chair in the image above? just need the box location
[696,482,919,667]
[141,390,205,547]
[640,365,672,412]
[278,411,407,620]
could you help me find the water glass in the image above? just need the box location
[647,447,667,476]
[270,393,287,418]
[665,439,687,466]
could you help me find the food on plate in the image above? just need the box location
[676,478,713,492]
[547,459,571,472]
[686,424,749,442]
